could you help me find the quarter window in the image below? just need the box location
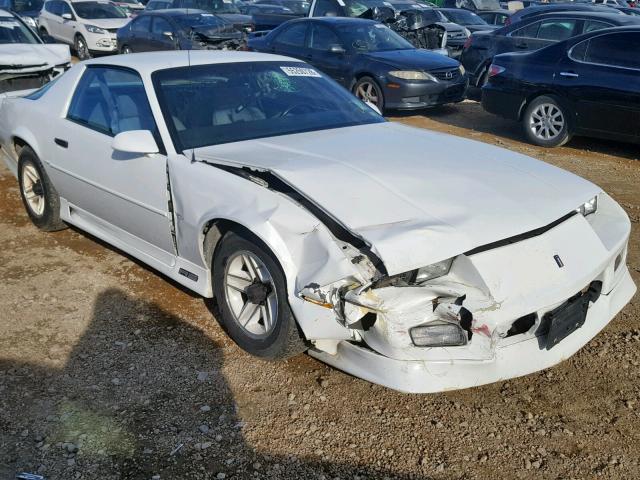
[584,32,640,70]
[536,19,576,41]
[583,20,612,34]
[67,67,157,136]
[274,23,307,47]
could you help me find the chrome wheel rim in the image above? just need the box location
[529,103,564,141]
[355,81,380,107]
[76,37,88,60]
[22,164,45,217]
[223,251,278,338]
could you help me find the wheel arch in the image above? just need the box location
[518,90,574,130]
[12,130,42,164]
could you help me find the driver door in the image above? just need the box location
[50,65,176,264]
[306,23,348,85]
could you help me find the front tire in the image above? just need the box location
[74,34,91,61]
[121,45,133,54]
[522,95,571,147]
[212,231,306,360]
[353,76,385,113]
[17,147,66,232]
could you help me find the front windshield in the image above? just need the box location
[280,0,309,14]
[0,16,40,43]
[336,23,413,52]
[182,0,241,14]
[175,12,228,29]
[5,0,44,13]
[153,62,384,150]
[73,1,128,18]
[442,9,485,25]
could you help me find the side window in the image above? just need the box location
[313,0,341,17]
[48,0,62,15]
[583,20,612,34]
[151,17,173,35]
[568,39,588,62]
[131,15,152,32]
[60,1,72,16]
[536,19,577,41]
[309,24,341,51]
[511,21,539,38]
[273,23,307,47]
[67,67,157,136]
[585,32,640,69]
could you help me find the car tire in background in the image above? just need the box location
[212,230,307,360]
[121,45,133,54]
[522,95,571,148]
[74,34,91,61]
[17,147,67,232]
[353,76,385,113]
[39,26,49,38]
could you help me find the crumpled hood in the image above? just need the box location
[0,43,70,73]
[363,49,459,71]
[194,122,600,275]
[85,18,131,30]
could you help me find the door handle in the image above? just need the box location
[54,138,68,148]
[559,71,579,78]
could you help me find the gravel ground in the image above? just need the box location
[1,100,639,480]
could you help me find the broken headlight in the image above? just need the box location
[576,196,598,216]
[389,71,437,82]
[410,320,468,347]
[414,258,453,283]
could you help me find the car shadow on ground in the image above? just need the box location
[392,101,640,162]
[0,288,427,479]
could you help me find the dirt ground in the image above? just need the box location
[1,100,639,480]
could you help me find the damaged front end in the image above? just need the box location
[360,7,447,51]
[189,31,247,50]
[0,64,66,94]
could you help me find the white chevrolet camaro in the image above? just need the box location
[0,51,635,393]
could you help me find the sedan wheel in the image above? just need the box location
[354,76,385,112]
[22,163,45,217]
[74,35,91,61]
[212,231,306,359]
[523,95,571,148]
[122,45,133,54]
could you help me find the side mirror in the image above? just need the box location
[163,31,174,38]
[112,130,159,154]
[61,12,73,20]
[365,101,382,115]
[329,44,345,54]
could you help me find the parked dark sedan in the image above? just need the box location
[482,26,640,147]
[248,17,467,111]
[438,8,501,32]
[145,0,255,31]
[461,11,640,88]
[505,3,622,26]
[117,9,243,52]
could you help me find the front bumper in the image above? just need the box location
[384,76,468,110]
[310,267,636,393]
[87,32,118,53]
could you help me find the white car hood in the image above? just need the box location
[84,18,130,30]
[194,122,600,275]
[0,43,70,73]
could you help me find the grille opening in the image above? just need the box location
[505,313,537,338]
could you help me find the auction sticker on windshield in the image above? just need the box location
[280,66,322,77]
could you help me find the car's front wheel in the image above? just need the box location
[353,76,385,113]
[522,95,571,147]
[212,231,307,360]
[74,34,91,61]
[121,45,133,54]
[17,147,66,232]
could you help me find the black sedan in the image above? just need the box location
[438,8,501,32]
[482,26,640,147]
[461,11,640,88]
[144,0,255,32]
[117,9,243,52]
[248,17,467,112]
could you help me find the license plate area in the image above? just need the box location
[544,281,602,350]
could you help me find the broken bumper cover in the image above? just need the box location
[309,268,636,394]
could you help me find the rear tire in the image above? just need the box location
[212,231,307,360]
[522,95,571,148]
[17,147,66,232]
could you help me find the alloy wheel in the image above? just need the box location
[75,36,89,60]
[355,81,381,107]
[223,251,278,339]
[21,164,45,217]
[529,103,565,141]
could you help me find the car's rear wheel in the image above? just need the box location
[212,231,306,360]
[522,95,571,148]
[121,45,133,54]
[353,76,385,113]
[74,34,91,61]
[17,147,66,232]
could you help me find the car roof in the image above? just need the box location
[526,10,640,22]
[139,8,208,15]
[288,16,378,25]
[82,51,303,73]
